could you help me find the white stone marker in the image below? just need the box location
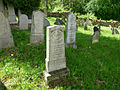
[66,13,77,48]
[0,12,14,49]
[19,14,28,30]
[0,0,4,12]
[8,4,17,23]
[43,25,70,83]
[30,10,46,45]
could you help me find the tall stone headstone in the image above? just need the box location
[0,12,14,49]
[8,4,17,23]
[18,9,22,20]
[19,14,28,30]
[66,13,77,48]
[43,25,70,83]
[92,27,100,44]
[0,0,4,12]
[30,10,46,45]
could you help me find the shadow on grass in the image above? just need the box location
[0,30,120,89]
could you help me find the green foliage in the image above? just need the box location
[85,0,120,20]
[4,0,41,15]
[0,17,120,89]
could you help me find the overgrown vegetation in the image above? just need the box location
[0,17,120,89]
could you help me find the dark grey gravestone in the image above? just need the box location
[44,19,50,27]
[92,27,100,44]
[84,22,87,30]
[115,29,119,34]
[54,18,65,25]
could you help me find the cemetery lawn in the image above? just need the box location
[0,17,120,89]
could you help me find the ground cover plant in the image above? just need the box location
[0,17,120,89]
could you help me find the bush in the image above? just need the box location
[85,0,120,20]
[4,0,41,15]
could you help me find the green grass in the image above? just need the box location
[0,17,120,89]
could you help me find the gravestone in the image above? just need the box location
[92,27,100,44]
[0,0,4,12]
[84,22,87,30]
[54,18,64,25]
[115,29,119,34]
[18,9,22,20]
[30,10,46,45]
[44,19,50,27]
[118,26,120,30]
[86,18,92,26]
[66,13,77,48]
[8,4,17,23]
[43,25,70,83]
[19,14,28,30]
[0,12,14,49]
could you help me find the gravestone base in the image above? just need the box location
[66,43,77,49]
[43,68,70,84]
[30,34,44,45]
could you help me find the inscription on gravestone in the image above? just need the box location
[66,13,77,48]
[43,25,70,83]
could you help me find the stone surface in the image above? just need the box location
[0,12,14,49]
[8,4,17,23]
[19,14,28,30]
[92,27,100,44]
[18,9,22,20]
[44,19,50,27]
[30,10,46,45]
[0,0,4,12]
[66,13,77,48]
[115,29,119,34]
[84,22,87,30]
[43,25,70,83]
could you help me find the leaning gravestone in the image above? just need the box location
[8,4,17,23]
[43,25,70,83]
[30,10,46,45]
[92,27,100,44]
[19,14,28,30]
[0,12,14,49]
[0,0,4,12]
[115,29,119,34]
[66,13,77,48]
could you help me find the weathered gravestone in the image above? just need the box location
[18,9,22,20]
[43,25,70,83]
[66,13,77,48]
[19,14,28,30]
[118,26,120,30]
[0,0,4,12]
[8,4,17,23]
[44,19,50,27]
[92,27,100,44]
[54,18,65,25]
[30,10,46,45]
[0,12,14,49]
[115,29,119,34]
[84,22,87,30]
